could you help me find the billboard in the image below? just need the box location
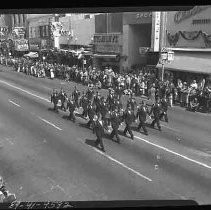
[14,39,29,51]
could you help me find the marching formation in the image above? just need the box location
[51,85,169,152]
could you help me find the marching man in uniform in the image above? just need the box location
[51,89,59,112]
[159,96,169,123]
[123,105,134,140]
[136,101,149,135]
[150,99,162,131]
[110,108,121,143]
[67,96,76,123]
[94,113,105,152]
[59,88,67,111]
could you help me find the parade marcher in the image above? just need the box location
[51,89,59,112]
[93,91,102,114]
[94,113,105,152]
[87,102,95,132]
[123,105,134,140]
[159,96,169,123]
[110,108,121,143]
[80,92,89,119]
[100,98,109,130]
[136,101,149,135]
[150,99,162,131]
[72,86,80,108]
[67,96,76,123]
[59,88,67,111]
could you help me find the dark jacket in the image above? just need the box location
[124,110,134,125]
[136,105,148,122]
[110,111,121,129]
[94,120,104,137]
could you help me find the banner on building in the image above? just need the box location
[14,39,29,51]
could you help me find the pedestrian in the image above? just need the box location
[94,113,105,152]
[110,108,121,143]
[136,101,149,135]
[123,105,134,140]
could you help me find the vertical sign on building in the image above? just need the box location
[152,11,161,52]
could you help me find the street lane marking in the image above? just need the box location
[161,124,180,133]
[37,116,62,131]
[9,100,20,107]
[0,80,50,103]
[134,135,211,169]
[86,144,152,182]
[2,80,211,170]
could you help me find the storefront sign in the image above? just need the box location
[136,12,152,18]
[174,6,210,24]
[29,44,40,51]
[139,47,150,54]
[153,12,161,52]
[14,39,29,51]
[123,12,152,25]
[95,45,121,54]
[94,34,121,44]
[51,22,63,37]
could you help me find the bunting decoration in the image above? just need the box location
[166,30,211,47]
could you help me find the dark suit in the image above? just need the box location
[67,100,76,122]
[51,93,58,112]
[94,120,105,151]
[136,105,148,135]
[110,111,121,143]
[159,99,169,122]
[150,103,161,131]
[87,105,95,129]
[123,110,134,139]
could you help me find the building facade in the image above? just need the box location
[27,14,54,51]
[59,14,95,50]
[158,5,211,82]
[93,12,160,73]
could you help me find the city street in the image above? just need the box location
[0,65,211,204]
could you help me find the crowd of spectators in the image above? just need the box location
[1,53,211,113]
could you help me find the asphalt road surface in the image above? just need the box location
[0,65,210,205]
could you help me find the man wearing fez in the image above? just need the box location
[150,99,162,131]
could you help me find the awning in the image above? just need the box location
[93,54,117,59]
[24,52,39,58]
[156,52,211,75]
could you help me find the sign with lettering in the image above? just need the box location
[174,6,210,24]
[123,12,152,25]
[94,34,121,44]
[95,45,121,53]
[152,12,161,52]
[14,39,29,51]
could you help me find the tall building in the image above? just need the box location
[157,5,211,83]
